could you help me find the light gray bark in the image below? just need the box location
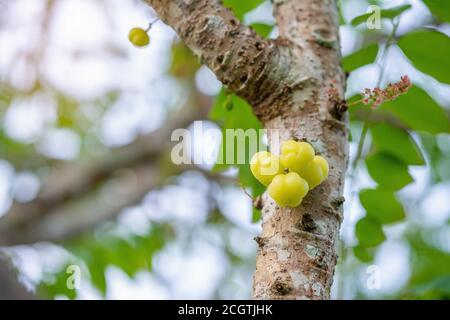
[145,0,348,300]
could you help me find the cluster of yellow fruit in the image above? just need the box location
[250,140,329,208]
[128,27,150,47]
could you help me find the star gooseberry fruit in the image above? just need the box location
[128,27,150,47]
[302,155,329,189]
[268,172,309,208]
[280,140,315,175]
[250,151,284,186]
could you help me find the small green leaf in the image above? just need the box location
[423,0,450,23]
[356,217,386,247]
[223,0,265,21]
[237,157,266,196]
[360,188,405,224]
[351,5,412,26]
[381,86,450,134]
[210,89,262,130]
[353,246,374,263]
[370,123,425,166]
[355,217,386,248]
[338,0,346,25]
[252,208,262,222]
[250,23,273,38]
[398,30,450,84]
[366,152,413,190]
[89,262,107,295]
[343,44,378,72]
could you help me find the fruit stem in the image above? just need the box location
[237,182,254,201]
[145,18,160,32]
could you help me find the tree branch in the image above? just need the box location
[0,90,210,245]
[144,0,298,120]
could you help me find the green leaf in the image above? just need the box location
[351,5,412,26]
[252,208,262,222]
[359,188,405,224]
[423,0,450,23]
[409,234,450,291]
[370,123,425,166]
[353,246,374,262]
[355,217,386,247]
[398,30,450,84]
[89,260,107,295]
[209,89,262,131]
[170,42,200,77]
[409,276,450,299]
[366,152,413,190]
[223,0,265,21]
[381,86,450,134]
[251,23,273,38]
[338,0,346,25]
[238,159,266,196]
[343,44,378,72]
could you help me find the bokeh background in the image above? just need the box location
[0,0,449,299]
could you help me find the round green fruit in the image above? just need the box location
[128,28,150,47]
[280,140,315,175]
[250,151,283,186]
[302,155,329,189]
[268,172,309,208]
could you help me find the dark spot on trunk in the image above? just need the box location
[271,275,293,296]
[329,100,348,120]
[254,236,266,248]
[331,196,345,208]
[299,213,316,232]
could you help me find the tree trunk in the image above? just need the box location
[253,0,347,300]
[144,0,348,300]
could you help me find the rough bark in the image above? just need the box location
[144,0,348,300]
[253,0,347,300]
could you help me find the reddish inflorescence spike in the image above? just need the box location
[362,75,412,109]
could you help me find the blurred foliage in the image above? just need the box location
[38,223,174,299]
[350,4,412,26]
[381,86,450,134]
[343,43,379,72]
[0,0,449,300]
[422,0,450,23]
[223,0,265,21]
[398,30,450,85]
